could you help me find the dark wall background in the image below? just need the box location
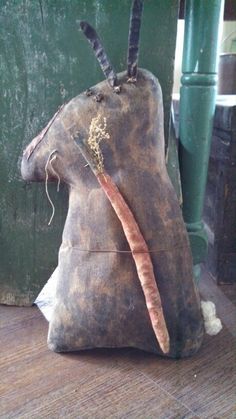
[0,0,179,305]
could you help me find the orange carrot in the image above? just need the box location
[73,116,170,354]
[97,172,170,354]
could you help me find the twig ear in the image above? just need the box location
[127,0,144,80]
[80,21,118,89]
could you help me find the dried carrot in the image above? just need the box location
[97,172,170,354]
[73,115,170,354]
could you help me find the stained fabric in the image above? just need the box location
[21,70,204,358]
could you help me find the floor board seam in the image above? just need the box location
[137,370,201,418]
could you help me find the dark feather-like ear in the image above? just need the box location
[127,0,144,80]
[80,21,118,90]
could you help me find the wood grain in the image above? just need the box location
[1,270,235,418]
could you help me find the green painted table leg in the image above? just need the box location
[179,0,224,275]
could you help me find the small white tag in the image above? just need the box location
[34,267,58,322]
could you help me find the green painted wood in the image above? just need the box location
[0,0,179,305]
[179,0,223,271]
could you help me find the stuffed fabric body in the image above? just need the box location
[21,69,204,358]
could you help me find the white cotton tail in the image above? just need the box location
[201,300,223,336]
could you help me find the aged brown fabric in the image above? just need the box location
[21,69,204,358]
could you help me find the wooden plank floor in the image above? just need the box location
[0,270,235,419]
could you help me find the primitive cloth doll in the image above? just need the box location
[21,0,204,358]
